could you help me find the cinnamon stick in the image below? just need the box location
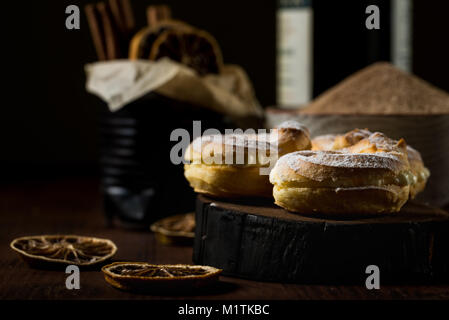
[85,4,107,61]
[108,0,127,35]
[120,0,136,32]
[146,5,171,27]
[97,2,121,60]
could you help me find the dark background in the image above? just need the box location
[3,0,448,180]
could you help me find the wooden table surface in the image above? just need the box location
[1,179,448,300]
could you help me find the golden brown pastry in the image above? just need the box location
[312,129,430,199]
[406,145,430,199]
[270,129,429,215]
[184,121,311,198]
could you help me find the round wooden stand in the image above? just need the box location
[193,195,449,284]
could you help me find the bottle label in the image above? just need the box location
[391,0,412,72]
[277,1,313,108]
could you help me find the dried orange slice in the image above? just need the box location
[102,262,222,292]
[129,20,192,60]
[10,235,117,268]
[149,27,223,75]
[150,212,195,245]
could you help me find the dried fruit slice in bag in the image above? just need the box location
[129,20,192,60]
[10,235,117,268]
[149,27,223,75]
[150,212,195,245]
[102,262,222,293]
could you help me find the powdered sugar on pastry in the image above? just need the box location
[184,121,311,198]
[190,134,275,156]
[281,150,403,172]
[270,128,427,215]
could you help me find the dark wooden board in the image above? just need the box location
[194,195,449,284]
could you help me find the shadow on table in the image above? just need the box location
[109,279,240,297]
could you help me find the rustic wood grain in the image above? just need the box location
[1,179,448,300]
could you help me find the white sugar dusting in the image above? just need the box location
[191,133,275,153]
[190,122,309,155]
[223,134,273,151]
[279,150,401,171]
[352,129,372,138]
[367,132,398,150]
